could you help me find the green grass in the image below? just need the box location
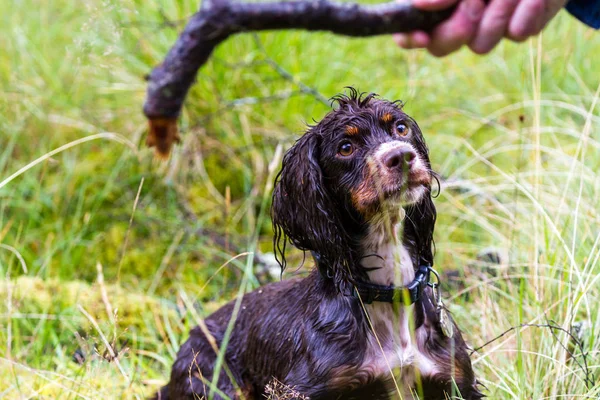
[1,0,600,398]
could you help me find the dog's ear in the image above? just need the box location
[272,129,354,286]
[405,188,436,266]
[404,122,437,266]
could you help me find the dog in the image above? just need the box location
[155,88,482,399]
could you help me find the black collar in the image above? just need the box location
[312,252,433,305]
[352,264,431,305]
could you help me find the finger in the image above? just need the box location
[394,32,430,49]
[540,0,569,26]
[508,0,568,40]
[394,33,409,48]
[412,0,460,11]
[469,0,519,54]
[507,0,546,41]
[427,0,485,57]
[394,33,413,48]
[410,31,431,48]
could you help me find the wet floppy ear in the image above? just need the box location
[405,189,437,266]
[405,122,437,266]
[271,130,353,284]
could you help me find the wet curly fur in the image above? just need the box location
[154,88,483,400]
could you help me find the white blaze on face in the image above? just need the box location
[373,141,423,174]
[370,141,429,206]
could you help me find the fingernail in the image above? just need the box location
[463,0,484,21]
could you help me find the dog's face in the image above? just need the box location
[316,97,432,217]
[272,89,436,285]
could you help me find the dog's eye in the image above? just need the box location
[338,142,354,157]
[395,123,409,136]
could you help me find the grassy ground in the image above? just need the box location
[1,0,600,398]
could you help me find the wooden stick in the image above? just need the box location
[143,0,455,157]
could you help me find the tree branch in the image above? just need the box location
[143,0,457,157]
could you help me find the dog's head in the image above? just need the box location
[272,88,437,287]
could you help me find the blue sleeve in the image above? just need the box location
[565,0,600,29]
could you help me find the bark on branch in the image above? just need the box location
[143,0,456,157]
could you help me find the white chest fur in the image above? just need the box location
[358,219,438,390]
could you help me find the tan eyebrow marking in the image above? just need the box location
[345,125,359,136]
[381,113,393,123]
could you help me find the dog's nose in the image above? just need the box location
[383,148,416,171]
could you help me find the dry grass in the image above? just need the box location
[264,379,309,400]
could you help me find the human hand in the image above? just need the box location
[395,0,569,57]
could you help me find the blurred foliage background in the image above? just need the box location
[1,0,599,398]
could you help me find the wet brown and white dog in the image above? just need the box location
[155,89,482,400]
